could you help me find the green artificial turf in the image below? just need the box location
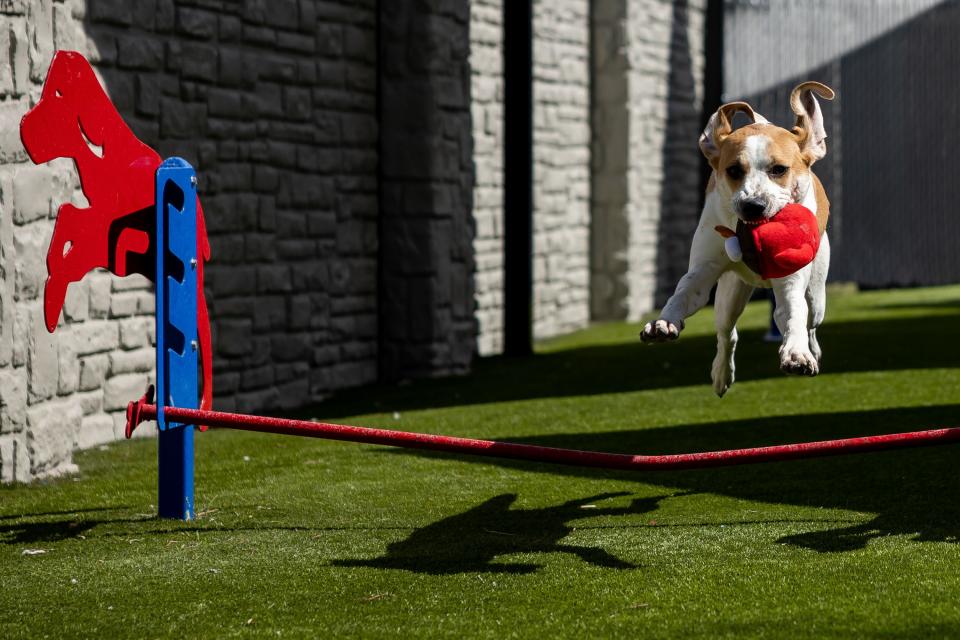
[4,285,960,638]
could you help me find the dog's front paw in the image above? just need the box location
[779,346,819,376]
[640,319,681,343]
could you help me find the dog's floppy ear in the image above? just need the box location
[790,81,835,165]
[699,102,768,168]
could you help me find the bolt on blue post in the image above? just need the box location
[155,158,199,520]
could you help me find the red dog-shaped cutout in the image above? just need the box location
[20,51,212,413]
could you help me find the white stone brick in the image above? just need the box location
[0,100,29,164]
[9,19,28,98]
[119,316,155,349]
[111,273,152,292]
[109,291,140,318]
[78,354,109,392]
[13,220,48,302]
[52,3,85,51]
[109,347,154,376]
[103,372,149,411]
[58,336,79,395]
[73,320,120,355]
[26,398,81,476]
[12,165,56,224]
[28,306,58,402]
[88,274,112,319]
[62,279,89,323]
[76,414,115,450]
[0,368,27,434]
[26,0,53,84]
[0,432,30,483]
[75,389,102,416]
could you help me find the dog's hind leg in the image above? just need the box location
[805,234,830,364]
[711,271,754,397]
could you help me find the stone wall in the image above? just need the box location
[0,0,380,481]
[472,0,594,349]
[531,0,591,340]
[378,0,476,380]
[469,0,504,357]
[470,0,707,346]
[591,0,706,321]
[1,0,709,483]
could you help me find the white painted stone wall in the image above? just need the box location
[469,0,504,356]
[531,0,591,340]
[471,0,593,348]
[591,0,706,321]
[0,0,157,482]
[471,0,707,345]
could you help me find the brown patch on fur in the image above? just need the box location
[713,123,772,176]
[706,172,715,194]
[810,172,829,234]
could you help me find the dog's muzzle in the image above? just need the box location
[737,198,767,224]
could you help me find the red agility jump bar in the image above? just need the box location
[126,390,960,471]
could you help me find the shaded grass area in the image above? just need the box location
[4,286,960,638]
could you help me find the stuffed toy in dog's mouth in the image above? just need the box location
[714,203,820,279]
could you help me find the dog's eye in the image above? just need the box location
[726,165,745,180]
[768,164,788,177]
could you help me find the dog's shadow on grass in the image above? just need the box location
[333,491,678,574]
[385,404,960,556]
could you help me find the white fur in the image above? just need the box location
[641,131,829,396]
[731,135,792,219]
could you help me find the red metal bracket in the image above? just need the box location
[125,384,156,439]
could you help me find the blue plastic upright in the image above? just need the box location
[155,158,199,520]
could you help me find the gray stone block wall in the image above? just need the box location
[85,0,380,411]
[591,0,706,321]
[0,0,380,482]
[378,0,476,380]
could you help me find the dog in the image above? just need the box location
[641,81,835,397]
[20,50,213,412]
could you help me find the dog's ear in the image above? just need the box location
[790,81,835,165]
[699,102,768,168]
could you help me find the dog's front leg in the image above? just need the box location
[641,258,726,343]
[772,269,819,376]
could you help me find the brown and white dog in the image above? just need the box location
[641,81,835,396]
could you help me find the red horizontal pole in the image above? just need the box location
[129,399,960,471]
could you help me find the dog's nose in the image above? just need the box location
[739,199,766,220]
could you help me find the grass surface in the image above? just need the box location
[4,285,960,638]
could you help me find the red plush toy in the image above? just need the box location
[715,203,821,279]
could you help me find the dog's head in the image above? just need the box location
[700,81,835,224]
[20,51,105,166]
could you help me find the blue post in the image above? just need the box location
[155,158,199,520]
